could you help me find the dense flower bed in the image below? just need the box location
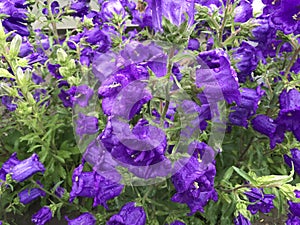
[0,0,300,224]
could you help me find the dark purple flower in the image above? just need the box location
[76,113,99,137]
[1,95,17,111]
[32,73,45,85]
[19,188,46,204]
[80,47,94,66]
[171,142,218,215]
[229,86,265,127]
[11,153,45,182]
[19,40,34,57]
[84,27,111,50]
[69,0,90,17]
[276,89,300,142]
[69,164,97,202]
[244,188,275,214]
[234,0,253,23]
[132,6,153,29]
[152,0,195,31]
[47,63,62,80]
[55,186,65,198]
[286,213,300,225]
[188,38,200,50]
[233,41,258,83]
[107,202,146,225]
[251,114,285,149]
[286,201,300,224]
[234,213,251,225]
[196,49,241,104]
[101,0,125,22]
[74,84,93,108]
[2,18,30,36]
[67,33,83,50]
[42,1,60,15]
[65,212,96,225]
[0,153,20,181]
[169,221,186,225]
[269,0,300,34]
[284,148,300,175]
[32,206,52,225]
[58,86,77,108]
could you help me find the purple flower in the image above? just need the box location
[107,202,146,225]
[1,96,17,111]
[67,33,83,50]
[32,73,45,85]
[196,49,241,104]
[171,142,218,215]
[251,114,285,149]
[101,0,126,22]
[69,0,90,17]
[234,0,253,23]
[19,188,46,204]
[234,213,251,225]
[286,201,300,224]
[84,27,108,45]
[42,1,60,15]
[269,0,300,34]
[80,47,94,66]
[233,41,258,83]
[169,221,186,225]
[55,186,65,198]
[69,164,97,202]
[2,18,30,36]
[75,113,99,138]
[244,188,275,214]
[70,164,123,207]
[35,29,50,54]
[152,0,195,31]
[284,148,300,175]
[0,152,20,181]
[229,86,265,127]
[74,84,94,108]
[11,153,45,182]
[58,86,77,108]
[187,39,199,50]
[19,40,34,57]
[47,63,62,80]
[276,89,300,142]
[32,206,52,225]
[65,213,96,225]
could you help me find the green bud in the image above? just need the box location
[9,34,22,58]
[27,92,36,105]
[82,16,94,28]
[5,173,13,183]
[67,76,81,86]
[57,48,68,64]
[16,67,31,88]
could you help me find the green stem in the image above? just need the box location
[284,46,300,79]
[218,0,231,45]
[47,0,59,42]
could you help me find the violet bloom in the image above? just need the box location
[32,206,52,225]
[276,89,300,142]
[1,96,17,111]
[32,73,45,85]
[55,186,65,198]
[187,39,200,50]
[234,0,253,23]
[2,18,30,36]
[171,142,218,215]
[244,188,275,214]
[197,49,241,104]
[74,84,93,108]
[69,0,90,17]
[234,213,251,225]
[0,152,20,181]
[19,188,46,204]
[107,202,146,225]
[251,114,285,149]
[19,40,34,57]
[152,0,195,31]
[42,1,60,15]
[101,0,125,22]
[269,0,300,34]
[67,33,83,50]
[169,221,186,225]
[286,201,300,224]
[75,113,99,137]
[35,29,50,54]
[69,164,98,202]
[11,153,45,182]
[65,212,96,225]
[229,86,265,127]
[58,86,77,108]
[284,148,300,175]
[233,41,258,83]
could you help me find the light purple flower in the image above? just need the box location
[234,213,251,225]
[65,212,96,225]
[11,154,45,182]
[74,84,94,108]
[101,0,125,22]
[75,113,99,138]
[107,202,146,225]
[32,206,52,225]
[19,188,46,204]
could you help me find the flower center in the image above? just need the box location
[292,11,300,21]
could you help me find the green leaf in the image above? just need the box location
[232,166,257,185]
